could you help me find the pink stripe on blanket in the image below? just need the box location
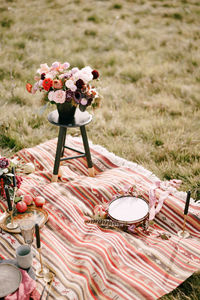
[0,137,200,300]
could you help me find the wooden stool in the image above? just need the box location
[48,110,95,182]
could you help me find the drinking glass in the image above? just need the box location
[20,219,35,254]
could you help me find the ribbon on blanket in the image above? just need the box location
[149,179,182,220]
[92,180,182,228]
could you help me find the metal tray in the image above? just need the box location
[0,206,48,233]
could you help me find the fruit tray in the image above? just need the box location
[0,206,48,234]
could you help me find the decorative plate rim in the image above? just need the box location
[108,195,149,225]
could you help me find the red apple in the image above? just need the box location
[16,190,23,197]
[23,195,33,206]
[16,201,28,213]
[34,196,45,207]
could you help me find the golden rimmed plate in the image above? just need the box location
[108,196,149,225]
[0,206,48,233]
[0,263,22,297]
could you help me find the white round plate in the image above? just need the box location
[108,196,149,223]
[0,263,22,297]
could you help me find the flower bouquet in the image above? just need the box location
[26,61,101,123]
[0,157,22,199]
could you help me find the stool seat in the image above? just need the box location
[48,109,94,182]
[48,109,92,128]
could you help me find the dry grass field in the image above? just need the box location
[0,0,199,299]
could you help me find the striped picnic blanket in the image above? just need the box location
[0,136,200,300]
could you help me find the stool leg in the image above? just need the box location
[80,125,95,177]
[52,127,66,182]
[61,128,67,157]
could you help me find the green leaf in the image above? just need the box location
[14,196,22,203]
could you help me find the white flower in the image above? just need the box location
[45,71,57,79]
[38,80,43,88]
[10,158,19,166]
[59,72,71,80]
[63,62,70,69]
[32,82,39,94]
[0,168,8,176]
[65,79,77,92]
[82,66,93,73]
[65,79,73,87]
[51,61,60,69]
[72,71,81,81]
[59,74,65,79]
[91,87,98,98]
[70,85,77,92]
[59,73,66,79]
[71,67,79,74]
[78,66,93,83]
[81,98,87,105]
[48,91,55,102]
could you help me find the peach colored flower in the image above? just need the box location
[26,83,32,93]
[37,63,50,74]
[53,90,66,104]
[53,80,63,89]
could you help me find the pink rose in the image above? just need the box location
[48,91,55,102]
[53,90,66,104]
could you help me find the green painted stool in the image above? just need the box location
[48,110,95,182]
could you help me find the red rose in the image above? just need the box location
[42,78,53,91]
[92,70,99,79]
[76,79,84,89]
[41,73,46,80]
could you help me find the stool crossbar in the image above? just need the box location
[60,146,85,161]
